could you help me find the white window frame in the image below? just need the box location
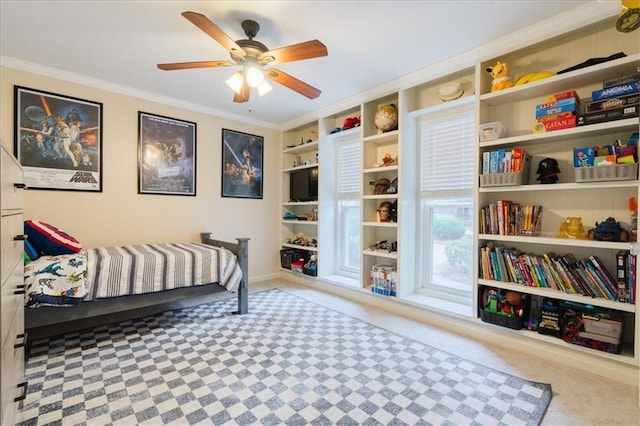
[417,106,475,305]
[335,136,361,278]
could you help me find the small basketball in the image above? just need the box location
[504,291,524,306]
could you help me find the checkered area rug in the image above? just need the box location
[17,289,552,425]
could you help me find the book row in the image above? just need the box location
[479,244,636,304]
[480,201,542,236]
[482,148,527,175]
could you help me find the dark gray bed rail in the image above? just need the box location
[200,233,249,315]
[25,235,249,341]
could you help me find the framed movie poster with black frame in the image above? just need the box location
[138,112,197,196]
[14,86,103,191]
[221,128,263,199]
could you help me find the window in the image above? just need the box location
[335,137,361,278]
[419,108,475,305]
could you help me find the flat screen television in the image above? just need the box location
[289,167,318,202]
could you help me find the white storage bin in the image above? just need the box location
[479,122,507,142]
[574,163,638,183]
[480,154,531,187]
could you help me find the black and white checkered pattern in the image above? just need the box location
[17,289,552,425]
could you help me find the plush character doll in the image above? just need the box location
[485,61,514,92]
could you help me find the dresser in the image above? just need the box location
[1,140,27,425]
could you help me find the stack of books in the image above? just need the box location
[480,200,542,236]
[482,147,526,174]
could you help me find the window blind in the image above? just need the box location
[420,111,475,194]
[337,138,361,197]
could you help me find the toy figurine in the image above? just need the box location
[369,240,397,253]
[536,157,561,184]
[289,232,318,247]
[588,217,630,241]
[377,201,393,222]
[373,153,398,168]
[558,217,588,239]
[485,61,514,92]
[381,153,396,166]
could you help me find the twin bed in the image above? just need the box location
[23,232,249,340]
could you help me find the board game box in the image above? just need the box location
[577,105,639,126]
[584,93,639,114]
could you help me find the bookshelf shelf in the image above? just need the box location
[280,243,318,251]
[363,249,398,259]
[479,180,638,193]
[478,234,634,250]
[475,317,637,365]
[478,279,636,313]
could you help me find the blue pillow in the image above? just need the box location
[24,220,82,255]
[24,238,41,260]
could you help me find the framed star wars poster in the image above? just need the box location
[221,128,263,199]
[138,111,196,196]
[14,86,103,191]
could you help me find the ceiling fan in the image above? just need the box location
[157,11,328,103]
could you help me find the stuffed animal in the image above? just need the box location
[588,217,630,241]
[558,217,588,239]
[485,61,514,92]
[514,70,556,86]
[381,153,396,166]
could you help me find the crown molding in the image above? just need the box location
[0,56,280,131]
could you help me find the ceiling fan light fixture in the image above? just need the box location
[225,72,244,93]
[257,81,273,97]
[244,62,265,88]
[163,13,326,102]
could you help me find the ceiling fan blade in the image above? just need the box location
[265,68,321,99]
[233,81,250,103]
[181,11,245,57]
[157,60,233,71]
[260,40,328,64]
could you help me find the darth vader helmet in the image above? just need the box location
[536,157,561,184]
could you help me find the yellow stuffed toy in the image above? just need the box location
[485,61,514,92]
[514,70,556,86]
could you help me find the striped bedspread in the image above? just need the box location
[85,242,242,300]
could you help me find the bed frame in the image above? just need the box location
[24,234,249,341]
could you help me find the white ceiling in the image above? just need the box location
[0,1,619,130]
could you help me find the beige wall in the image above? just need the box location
[1,66,280,279]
